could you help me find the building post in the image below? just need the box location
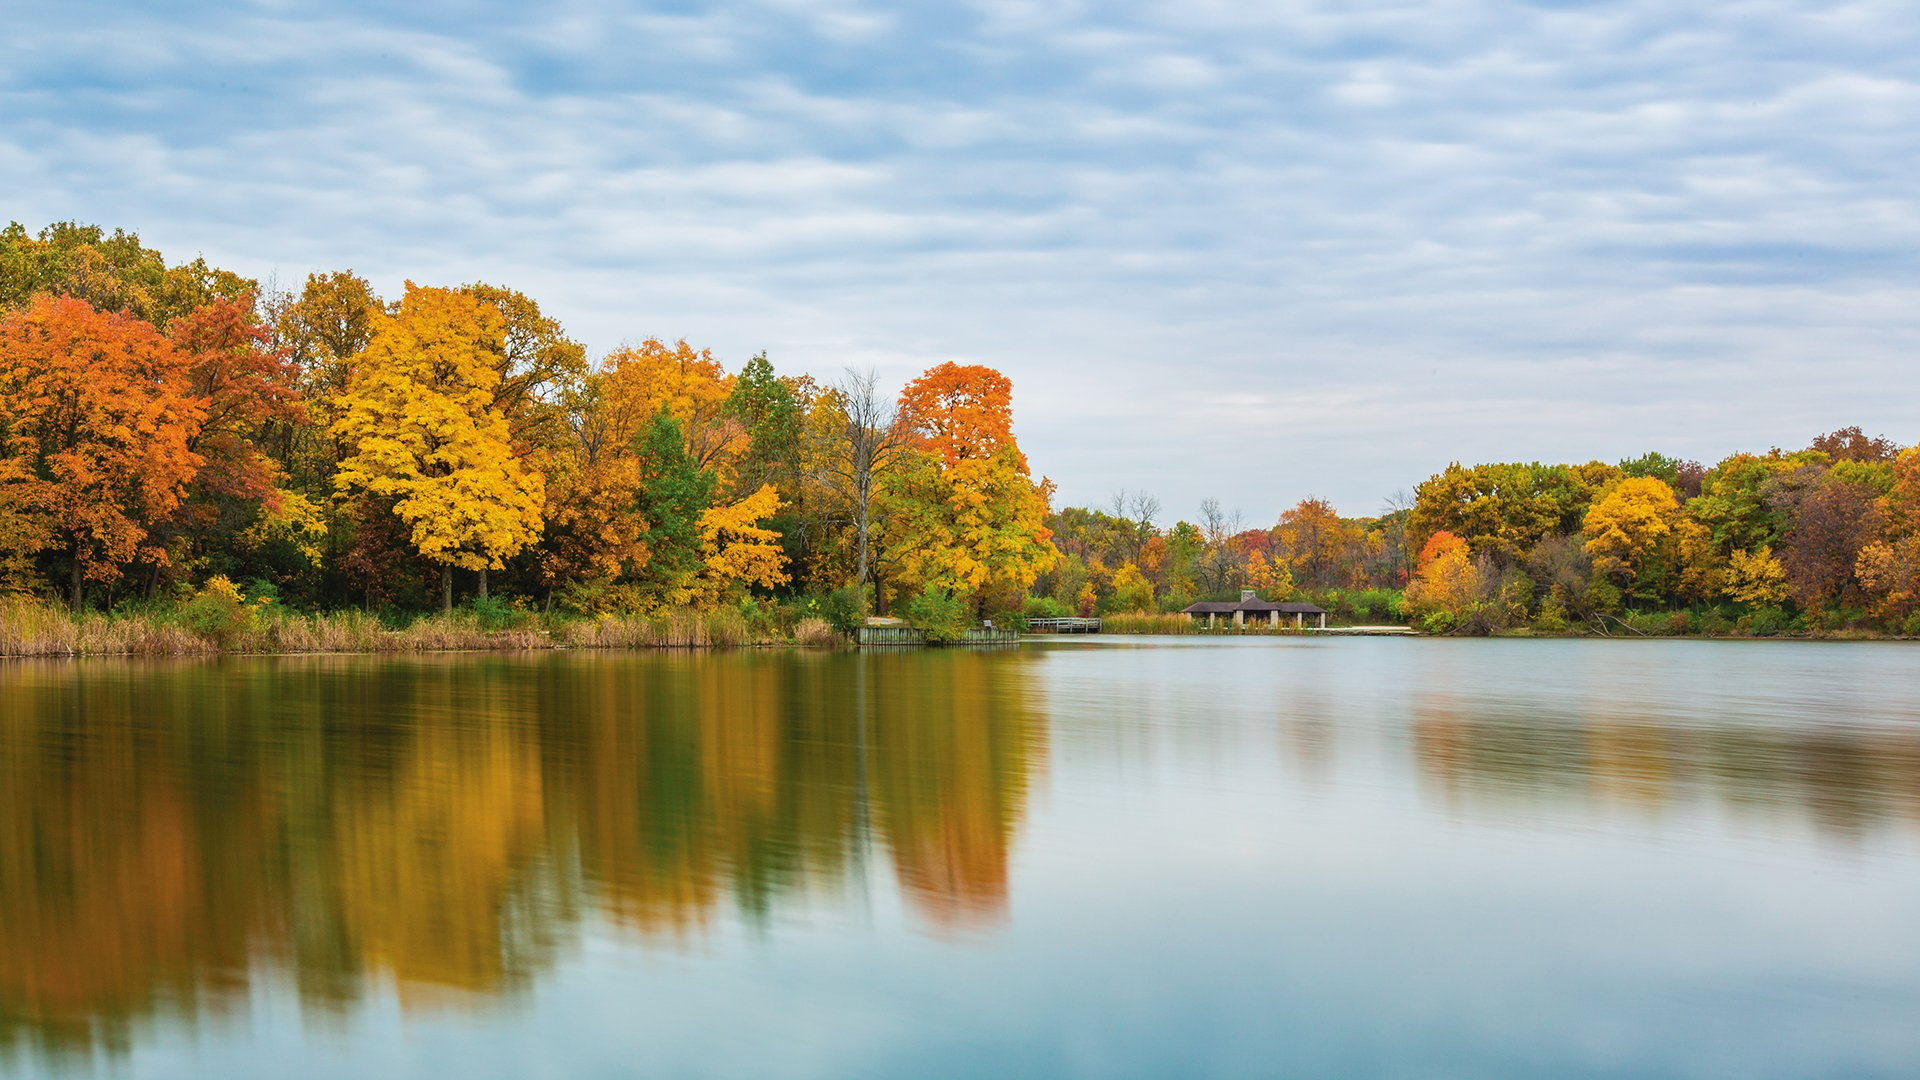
[1234,610,1244,628]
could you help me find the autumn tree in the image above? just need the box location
[533,372,650,609]
[0,296,205,609]
[462,283,586,452]
[694,483,790,606]
[1809,426,1900,464]
[1768,466,1886,610]
[1272,497,1357,589]
[878,444,1057,615]
[898,362,1016,466]
[161,296,309,587]
[1107,561,1154,613]
[877,364,1058,615]
[331,283,543,609]
[1410,461,1603,559]
[599,338,744,475]
[0,221,254,328]
[1582,477,1693,603]
[1402,531,1485,629]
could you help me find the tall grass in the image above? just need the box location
[0,597,832,657]
[557,608,757,649]
[1097,612,1199,634]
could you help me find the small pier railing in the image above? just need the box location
[1026,617,1102,634]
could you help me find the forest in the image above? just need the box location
[0,220,1915,648]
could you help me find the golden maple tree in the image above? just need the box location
[330,283,544,608]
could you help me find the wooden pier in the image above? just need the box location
[1027,617,1102,634]
[856,625,1022,647]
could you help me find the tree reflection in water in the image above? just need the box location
[0,650,1047,1063]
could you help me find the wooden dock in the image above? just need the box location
[1027,617,1101,633]
[856,626,1022,647]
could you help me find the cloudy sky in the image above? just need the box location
[6,0,1918,521]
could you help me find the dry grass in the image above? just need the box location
[1097,612,1200,634]
[0,597,844,657]
[558,607,758,649]
[0,599,215,656]
[792,617,844,648]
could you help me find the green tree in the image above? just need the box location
[630,411,717,609]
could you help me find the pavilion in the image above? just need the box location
[1182,590,1327,629]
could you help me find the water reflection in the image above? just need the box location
[0,650,1046,1064]
[3,640,1919,1075]
[1412,692,1920,838]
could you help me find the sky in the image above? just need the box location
[5,0,1919,523]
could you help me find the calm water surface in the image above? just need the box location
[2,637,1918,1078]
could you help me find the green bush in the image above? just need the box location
[1022,595,1070,620]
[736,597,778,639]
[1738,605,1792,637]
[1532,595,1570,634]
[178,576,257,641]
[819,585,866,636]
[470,593,529,631]
[902,585,970,643]
[1419,610,1456,635]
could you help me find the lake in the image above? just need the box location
[2,637,1918,1078]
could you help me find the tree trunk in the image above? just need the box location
[855,502,870,594]
[441,564,453,612]
[478,567,489,600]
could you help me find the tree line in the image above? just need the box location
[3,220,1913,638]
[0,222,1056,624]
[1042,435,1920,637]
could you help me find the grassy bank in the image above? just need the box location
[0,598,845,658]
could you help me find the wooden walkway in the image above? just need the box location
[1027,617,1101,633]
[856,626,1022,647]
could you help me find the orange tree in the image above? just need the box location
[0,296,205,608]
[879,364,1056,616]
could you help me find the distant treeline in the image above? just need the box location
[1042,434,1920,637]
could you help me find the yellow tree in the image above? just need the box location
[693,483,790,606]
[1107,561,1155,613]
[1583,477,1689,602]
[878,444,1057,615]
[598,338,745,475]
[332,283,543,609]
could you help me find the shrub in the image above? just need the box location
[1532,595,1569,634]
[902,585,969,643]
[819,585,866,636]
[1738,605,1792,637]
[1022,595,1070,620]
[470,592,529,631]
[178,576,258,641]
